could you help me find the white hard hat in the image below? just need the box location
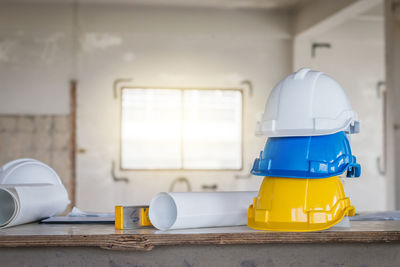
[0,158,62,185]
[256,68,360,137]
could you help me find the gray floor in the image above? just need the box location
[0,243,399,267]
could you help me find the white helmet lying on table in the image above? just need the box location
[256,68,360,137]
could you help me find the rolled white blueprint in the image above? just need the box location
[149,191,257,231]
[0,183,69,229]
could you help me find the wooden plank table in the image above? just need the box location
[0,221,399,266]
[0,221,400,251]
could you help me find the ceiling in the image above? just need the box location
[0,0,315,10]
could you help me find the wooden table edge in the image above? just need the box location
[1,231,400,251]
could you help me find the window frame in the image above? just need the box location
[119,86,244,172]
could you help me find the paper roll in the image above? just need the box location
[0,159,70,229]
[0,184,69,229]
[149,191,257,231]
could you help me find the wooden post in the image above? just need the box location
[70,80,77,208]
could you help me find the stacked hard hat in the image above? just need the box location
[247,68,361,232]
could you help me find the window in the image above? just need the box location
[121,88,243,170]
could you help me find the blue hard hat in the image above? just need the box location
[251,132,361,178]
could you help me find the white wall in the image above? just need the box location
[294,6,387,211]
[0,3,292,211]
[0,4,73,115]
[4,3,384,213]
[76,5,292,211]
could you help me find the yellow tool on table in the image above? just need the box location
[115,205,152,230]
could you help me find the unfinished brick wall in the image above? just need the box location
[0,115,73,203]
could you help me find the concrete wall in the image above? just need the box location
[0,4,74,206]
[0,4,73,115]
[76,5,292,211]
[294,3,387,211]
[0,2,388,213]
[0,3,292,212]
[385,0,400,209]
[0,115,73,203]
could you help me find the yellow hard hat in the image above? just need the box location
[248,176,355,232]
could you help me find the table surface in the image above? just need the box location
[0,221,399,251]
